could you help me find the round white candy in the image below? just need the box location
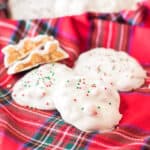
[53,76,122,132]
[12,63,73,110]
[74,48,146,91]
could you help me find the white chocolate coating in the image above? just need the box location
[12,63,73,110]
[74,48,146,91]
[53,76,122,132]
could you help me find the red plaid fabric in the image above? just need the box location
[0,0,8,18]
[0,2,150,150]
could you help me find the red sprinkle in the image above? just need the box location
[42,92,46,97]
[73,98,77,102]
[46,102,49,105]
[92,111,98,116]
[91,84,96,88]
[46,84,51,87]
[26,106,29,109]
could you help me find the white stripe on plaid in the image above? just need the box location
[70,132,85,150]
[30,20,42,37]
[21,20,33,37]
[52,126,72,150]
[132,10,142,24]
[0,76,13,86]
[112,131,145,141]
[107,22,113,48]
[0,37,16,44]
[123,142,150,148]
[34,119,65,150]
[0,21,22,35]
[122,10,130,20]
[95,20,102,47]
[0,103,53,128]
[41,127,126,149]
[61,43,79,59]
[0,67,7,75]
[0,119,63,148]
[0,119,35,141]
[45,19,53,34]
[119,24,124,50]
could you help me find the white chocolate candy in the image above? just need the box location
[2,35,54,68]
[53,76,122,132]
[74,48,146,91]
[12,63,73,110]
[7,40,69,75]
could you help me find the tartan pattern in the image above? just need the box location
[0,0,7,18]
[0,2,150,150]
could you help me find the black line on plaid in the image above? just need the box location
[22,112,65,149]
[37,19,58,37]
[142,136,150,150]
[0,87,13,105]
[11,21,26,44]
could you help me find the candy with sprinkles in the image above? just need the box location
[10,47,147,133]
[53,76,122,132]
[12,63,73,110]
[74,48,146,91]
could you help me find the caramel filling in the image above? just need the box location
[6,36,53,66]
[15,43,65,72]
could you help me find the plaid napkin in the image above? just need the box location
[0,2,150,150]
[0,0,8,18]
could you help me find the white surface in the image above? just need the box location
[8,0,142,19]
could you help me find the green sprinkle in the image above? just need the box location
[36,81,39,86]
[81,107,84,110]
[66,143,73,149]
[87,90,90,93]
[76,87,81,89]
[97,106,100,109]
[78,79,81,82]
[45,76,50,80]
[109,102,111,105]
[24,84,27,87]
